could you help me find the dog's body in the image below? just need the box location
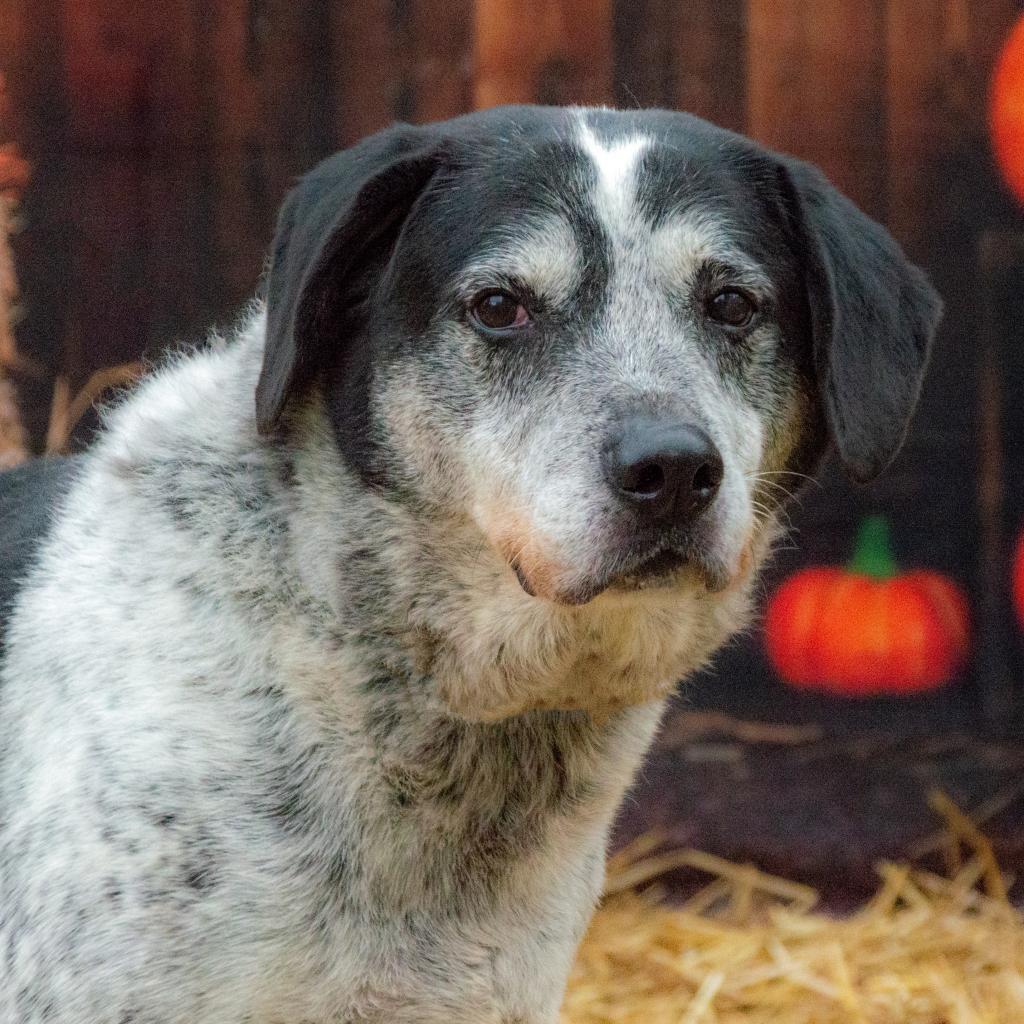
[0,106,940,1023]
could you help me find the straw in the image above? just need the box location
[562,793,1024,1023]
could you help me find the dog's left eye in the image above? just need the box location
[706,289,756,328]
[470,291,532,333]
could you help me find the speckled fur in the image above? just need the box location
[0,105,940,1023]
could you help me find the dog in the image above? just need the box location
[0,105,940,1023]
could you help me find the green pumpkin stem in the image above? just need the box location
[849,515,898,579]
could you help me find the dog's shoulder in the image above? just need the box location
[0,456,81,643]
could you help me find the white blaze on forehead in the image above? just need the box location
[575,118,650,237]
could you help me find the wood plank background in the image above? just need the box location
[2,0,1023,730]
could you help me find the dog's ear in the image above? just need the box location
[778,158,943,483]
[256,125,445,434]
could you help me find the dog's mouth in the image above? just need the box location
[511,559,538,598]
[609,541,730,595]
[621,546,690,581]
[509,555,602,605]
[510,541,729,606]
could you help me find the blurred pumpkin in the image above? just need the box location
[1014,530,1024,629]
[991,14,1024,206]
[764,516,970,696]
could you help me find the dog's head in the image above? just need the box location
[259,106,940,610]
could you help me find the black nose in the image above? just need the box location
[604,417,724,524]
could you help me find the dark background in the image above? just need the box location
[2,0,1024,738]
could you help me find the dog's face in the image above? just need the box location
[259,106,940,613]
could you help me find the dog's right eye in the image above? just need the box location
[706,288,756,329]
[470,291,532,334]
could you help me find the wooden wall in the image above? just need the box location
[0,0,1017,429]
[1,0,1023,727]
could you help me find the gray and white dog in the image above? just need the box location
[0,105,940,1023]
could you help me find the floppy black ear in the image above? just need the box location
[256,124,445,434]
[779,158,943,483]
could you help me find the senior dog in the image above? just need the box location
[0,105,940,1023]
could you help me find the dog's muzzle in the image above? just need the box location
[495,416,731,605]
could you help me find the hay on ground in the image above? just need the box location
[563,792,1024,1024]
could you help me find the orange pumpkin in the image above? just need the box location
[1014,530,1024,629]
[991,14,1024,206]
[764,517,971,696]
